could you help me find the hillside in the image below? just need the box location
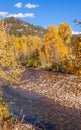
[3,17,46,38]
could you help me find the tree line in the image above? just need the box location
[0,20,81,83]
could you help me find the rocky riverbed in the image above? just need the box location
[2,68,81,130]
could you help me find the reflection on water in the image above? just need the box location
[2,69,81,130]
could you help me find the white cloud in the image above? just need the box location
[7,13,35,18]
[0,11,8,17]
[25,3,39,9]
[0,11,35,18]
[14,2,22,8]
[72,31,81,35]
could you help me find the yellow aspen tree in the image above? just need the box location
[58,22,72,46]
[0,20,23,83]
[41,25,68,68]
[58,22,72,56]
[71,35,81,75]
[43,25,59,67]
[13,36,28,60]
[26,35,42,67]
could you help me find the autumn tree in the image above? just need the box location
[41,25,68,68]
[58,22,72,52]
[0,20,23,83]
[10,36,28,61]
[70,35,81,74]
[25,35,42,67]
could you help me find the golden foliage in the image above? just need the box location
[40,25,69,68]
[0,20,24,83]
[58,22,72,46]
[0,20,80,77]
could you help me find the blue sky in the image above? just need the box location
[0,0,81,33]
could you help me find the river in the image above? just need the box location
[2,68,81,130]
